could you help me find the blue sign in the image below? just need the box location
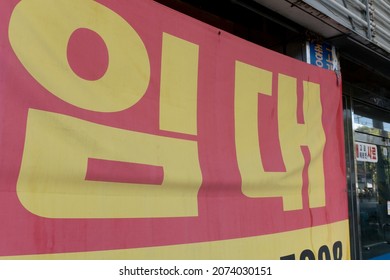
[306,42,334,70]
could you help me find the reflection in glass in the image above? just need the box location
[356,142,390,259]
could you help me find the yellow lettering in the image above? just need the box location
[235,61,325,211]
[160,33,199,135]
[9,0,150,112]
[278,75,326,209]
[17,110,202,218]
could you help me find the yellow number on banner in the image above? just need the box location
[235,61,325,211]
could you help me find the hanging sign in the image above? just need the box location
[0,0,349,259]
[306,41,337,71]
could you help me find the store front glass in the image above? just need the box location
[353,101,390,259]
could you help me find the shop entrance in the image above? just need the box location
[355,134,390,258]
[353,101,390,259]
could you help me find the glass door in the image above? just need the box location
[355,137,390,259]
[353,100,390,259]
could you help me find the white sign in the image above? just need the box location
[388,201,390,216]
[355,142,378,162]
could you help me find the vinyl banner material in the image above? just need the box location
[0,0,349,259]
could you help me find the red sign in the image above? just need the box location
[0,0,348,259]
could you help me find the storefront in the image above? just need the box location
[344,83,390,259]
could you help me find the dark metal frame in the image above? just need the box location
[343,94,361,259]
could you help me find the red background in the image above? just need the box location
[0,0,347,256]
